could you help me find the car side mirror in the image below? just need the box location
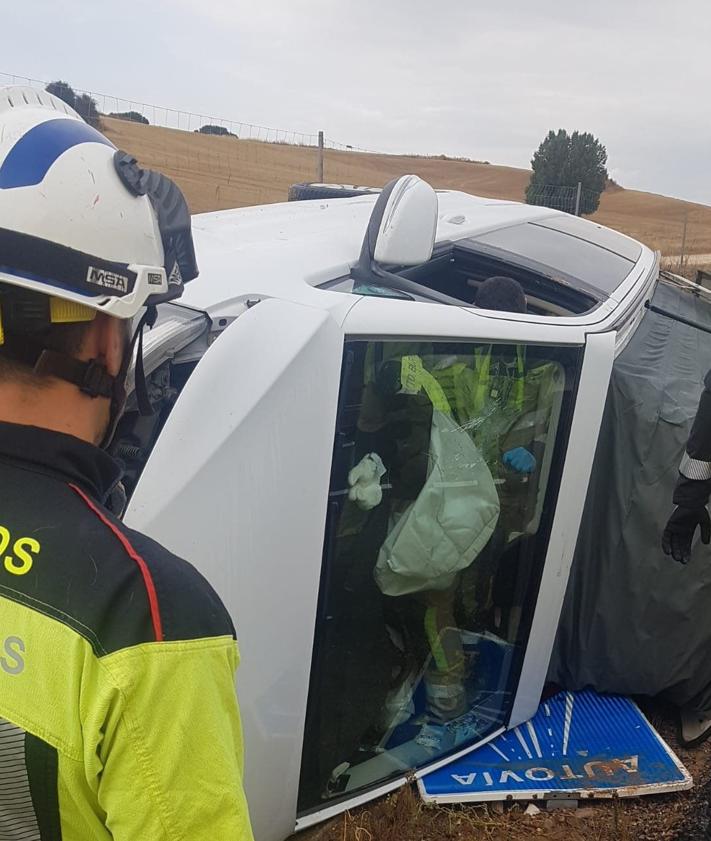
[358,175,438,269]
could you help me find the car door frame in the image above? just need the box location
[294,296,615,832]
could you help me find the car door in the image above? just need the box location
[295,295,615,830]
[124,297,346,841]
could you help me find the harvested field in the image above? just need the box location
[102,117,711,257]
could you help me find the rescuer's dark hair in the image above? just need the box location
[475,276,527,313]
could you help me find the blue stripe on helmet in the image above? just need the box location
[0,264,103,297]
[0,118,115,189]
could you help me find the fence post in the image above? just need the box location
[317,131,324,182]
[680,210,689,271]
[574,182,582,216]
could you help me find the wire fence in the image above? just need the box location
[1,71,708,262]
[526,184,601,216]
[0,71,372,152]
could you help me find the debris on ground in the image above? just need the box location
[295,699,711,841]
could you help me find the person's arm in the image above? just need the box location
[94,636,253,840]
[500,362,562,475]
[663,369,711,563]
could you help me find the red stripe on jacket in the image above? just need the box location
[69,483,165,642]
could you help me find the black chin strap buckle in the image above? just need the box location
[79,359,114,398]
[34,351,114,399]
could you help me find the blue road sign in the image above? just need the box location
[419,690,691,803]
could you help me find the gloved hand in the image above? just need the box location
[348,452,386,511]
[662,506,711,564]
[502,447,536,474]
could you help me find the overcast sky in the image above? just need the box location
[4,0,710,204]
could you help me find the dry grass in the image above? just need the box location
[660,258,711,280]
[294,702,711,841]
[101,117,711,257]
[295,784,644,841]
[293,782,704,841]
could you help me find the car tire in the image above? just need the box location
[287,183,379,202]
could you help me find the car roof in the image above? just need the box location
[179,190,653,318]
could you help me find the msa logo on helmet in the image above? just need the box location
[168,262,183,287]
[86,266,129,294]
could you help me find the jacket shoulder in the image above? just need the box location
[119,524,236,644]
[0,472,234,655]
[69,483,236,645]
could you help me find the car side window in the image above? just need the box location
[298,339,579,814]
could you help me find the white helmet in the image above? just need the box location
[0,85,197,333]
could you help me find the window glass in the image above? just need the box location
[299,339,580,813]
[471,223,635,296]
[320,277,415,300]
[531,216,642,262]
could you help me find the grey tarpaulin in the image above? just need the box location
[549,276,711,715]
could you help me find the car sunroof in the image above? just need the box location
[469,222,637,298]
[531,215,642,262]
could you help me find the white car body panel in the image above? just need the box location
[127,300,343,841]
[121,187,659,840]
[508,331,616,725]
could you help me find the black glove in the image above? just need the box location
[662,506,711,564]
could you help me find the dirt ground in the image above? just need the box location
[293,700,711,841]
[101,117,711,259]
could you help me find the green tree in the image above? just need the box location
[73,93,101,128]
[45,81,101,129]
[108,111,150,125]
[525,129,609,215]
[45,80,76,110]
[196,124,237,138]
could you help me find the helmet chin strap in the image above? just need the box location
[100,307,157,450]
[33,351,115,399]
[31,308,158,449]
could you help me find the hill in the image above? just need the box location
[102,117,711,257]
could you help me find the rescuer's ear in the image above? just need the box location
[83,314,130,379]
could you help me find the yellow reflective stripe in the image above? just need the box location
[422,371,451,414]
[424,606,450,672]
[473,348,491,412]
[400,355,451,414]
[0,300,93,346]
[49,298,96,324]
[514,346,525,410]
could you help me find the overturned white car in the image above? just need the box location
[113,176,669,839]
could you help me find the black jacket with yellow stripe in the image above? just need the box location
[675,369,711,509]
[0,422,252,840]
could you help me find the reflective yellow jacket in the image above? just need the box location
[0,422,253,841]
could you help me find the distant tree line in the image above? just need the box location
[195,124,238,138]
[45,81,101,128]
[44,83,152,128]
[108,111,150,125]
[43,82,238,140]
